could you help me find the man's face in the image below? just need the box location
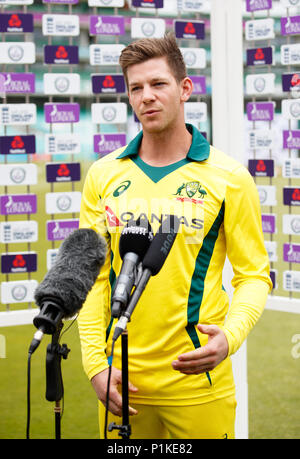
[127,57,190,134]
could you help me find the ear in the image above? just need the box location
[127,91,132,106]
[180,77,193,102]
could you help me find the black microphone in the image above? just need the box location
[111,217,153,318]
[29,228,107,354]
[112,215,180,341]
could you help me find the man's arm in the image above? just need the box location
[77,162,139,415]
[173,165,272,374]
[77,162,112,380]
[91,368,139,417]
[221,165,272,356]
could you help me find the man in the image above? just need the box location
[78,33,272,439]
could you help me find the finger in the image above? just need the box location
[173,362,213,373]
[176,349,206,361]
[108,402,138,417]
[128,381,139,392]
[177,344,214,361]
[107,399,123,417]
[179,366,215,375]
[129,405,138,416]
[175,359,216,373]
[197,323,219,336]
[172,356,213,371]
[102,393,138,417]
[106,386,123,409]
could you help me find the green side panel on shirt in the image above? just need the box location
[185,200,225,386]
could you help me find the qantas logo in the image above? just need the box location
[105,206,122,227]
[104,207,203,230]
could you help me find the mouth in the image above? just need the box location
[142,109,160,116]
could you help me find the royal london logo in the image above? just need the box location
[173,181,207,203]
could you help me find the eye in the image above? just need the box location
[130,86,140,92]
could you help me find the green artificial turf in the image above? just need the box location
[247,309,300,439]
[0,321,99,439]
[0,309,299,439]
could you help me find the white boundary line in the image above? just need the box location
[0,308,38,327]
[1,295,298,329]
[266,296,300,314]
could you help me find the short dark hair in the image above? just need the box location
[119,32,187,86]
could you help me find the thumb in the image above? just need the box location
[197,323,219,337]
[110,367,122,385]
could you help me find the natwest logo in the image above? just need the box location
[57,164,70,177]
[256,160,266,172]
[283,187,300,206]
[56,46,68,59]
[8,14,22,28]
[132,0,163,7]
[292,189,300,201]
[291,74,300,87]
[255,48,265,60]
[184,22,196,34]
[92,74,125,94]
[11,136,24,149]
[12,254,26,268]
[103,75,115,88]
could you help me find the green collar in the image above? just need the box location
[116,124,210,162]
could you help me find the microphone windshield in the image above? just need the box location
[119,217,153,260]
[34,228,107,318]
[142,215,180,276]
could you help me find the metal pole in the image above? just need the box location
[210,0,248,440]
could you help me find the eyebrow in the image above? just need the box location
[128,77,169,88]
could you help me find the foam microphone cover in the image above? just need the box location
[119,217,153,260]
[34,228,107,318]
[142,215,180,276]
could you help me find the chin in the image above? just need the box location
[142,120,169,134]
[144,126,164,134]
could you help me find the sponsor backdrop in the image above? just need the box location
[1,0,300,311]
[0,0,211,309]
[244,0,300,298]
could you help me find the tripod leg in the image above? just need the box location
[121,331,130,429]
[54,400,62,440]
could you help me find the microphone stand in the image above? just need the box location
[108,270,152,439]
[108,328,131,440]
[45,321,70,439]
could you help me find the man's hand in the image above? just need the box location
[171,324,229,375]
[91,366,139,417]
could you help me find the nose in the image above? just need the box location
[142,85,155,103]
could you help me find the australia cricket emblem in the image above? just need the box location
[174,181,207,199]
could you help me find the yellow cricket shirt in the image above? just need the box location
[77,124,272,406]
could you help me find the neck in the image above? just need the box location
[139,123,192,167]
